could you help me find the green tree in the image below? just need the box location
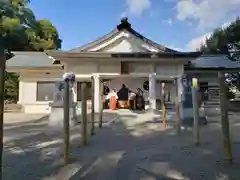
[200,18,240,89]
[0,0,62,102]
[27,20,62,51]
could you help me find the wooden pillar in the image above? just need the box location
[218,71,232,164]
[0,36,6,179]
[192,78,200,145]
[63,79,70,165]
[161,82,166,130]
[175,78,181,135]
[91,77,95,135]
[81,82,87,146]
[98,81,103,128]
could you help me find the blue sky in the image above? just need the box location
[29,0,240,51]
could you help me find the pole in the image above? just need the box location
[63,79,70,165]
[218,71,232,164]
[192,78,200,145]
[90,77,95,136]
[81,82,87,146]
[175,78,181,135]
[161,82,166,130]
[0,35,6,180]
[99,81,103,128]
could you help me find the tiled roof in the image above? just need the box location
[6,51,61,68]
[187,55,240,70]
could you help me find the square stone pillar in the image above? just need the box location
[177,77,183,100]
[179,76,195,126]
[93,74,100,113]
[149,74,156,110]
[18,81,23,104]
[72,82,77,102]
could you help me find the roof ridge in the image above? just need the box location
[68,28,119,52]
[68,19,178,53]
[128,28,177,52]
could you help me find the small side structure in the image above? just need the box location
[184,55,240,124]
[6,52,63,113]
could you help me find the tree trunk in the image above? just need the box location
[0,35,5,180]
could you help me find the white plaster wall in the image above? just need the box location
[128,62,151,74]
[98,62,121,73]
[67,63,98,74]
[156,64,182,77]
[68,62,152,75]
[66,62,184,80]
[67,62,120,77]
[19,71,62,114]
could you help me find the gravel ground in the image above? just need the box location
[2,109,240,180]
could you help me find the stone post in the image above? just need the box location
[94,74,100,113]
[149,74,156,110]
[179,75,194,127]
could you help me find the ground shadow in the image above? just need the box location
[69,109,240,180]
[3,109,240,180]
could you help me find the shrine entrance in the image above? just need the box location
[96,75,177,112]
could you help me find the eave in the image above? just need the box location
[185,67,240,73]
[6,65,63,73]
[46,51,202,63]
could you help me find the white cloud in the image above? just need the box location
[187,21,193,26]
[164,0,177,2]
[123,0,151,16]
[162,18,173,25]
[186,21,232,51]
[175,0,240,30]
[186,33,211,51]
[167,44,185,52]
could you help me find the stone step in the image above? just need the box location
[4,104,23,112]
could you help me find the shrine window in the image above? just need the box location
[77,82,92,101]
[36,82,55,101]
[143,81,149,91]
[121,62,129,74]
